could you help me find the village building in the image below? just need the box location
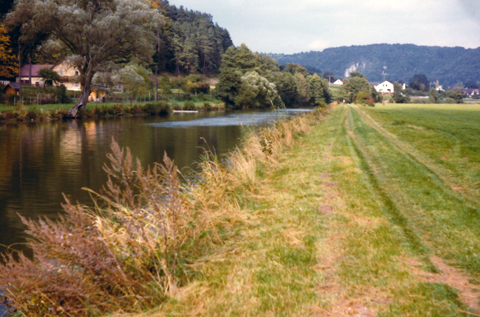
[17,64,53,86]
[17,60,82,91]
[374,81,394,94]
[51,61,81,91]
[2,83,21,96]
[14,60,118,101]
[332,79,343,86]
[455,87,480,98]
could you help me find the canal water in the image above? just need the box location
[0,109,310,258]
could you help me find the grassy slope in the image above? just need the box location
[126,104,480,316]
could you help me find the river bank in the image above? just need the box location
[0,100,226,124]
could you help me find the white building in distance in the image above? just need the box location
[333,79,343,85]
[374,81,394,93]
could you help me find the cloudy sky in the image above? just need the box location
[167,0,480,54]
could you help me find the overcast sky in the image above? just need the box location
[167,0,480,54]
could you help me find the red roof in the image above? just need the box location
[19,64,53,77]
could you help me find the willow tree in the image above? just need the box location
[6,0,163,116]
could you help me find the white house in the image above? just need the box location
[333,79,343,86]
[374,81,394,93]
[52,60,81,91]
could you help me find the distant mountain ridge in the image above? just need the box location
[270,44,480,85]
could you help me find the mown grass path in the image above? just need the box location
[137,104,480,317]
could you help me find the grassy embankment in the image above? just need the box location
[3,103,480,316]
[130,103,480,316]
[0,98,225,123]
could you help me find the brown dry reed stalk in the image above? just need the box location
[0,105,333,316]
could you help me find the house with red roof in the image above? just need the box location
[17,60,81,91]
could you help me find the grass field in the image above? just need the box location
[124,103,480,316]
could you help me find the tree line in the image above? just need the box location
[217,44,332,109]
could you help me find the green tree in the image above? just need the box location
[55,84,71,103]
[409,74,430,91]
[7,0,163,116]
[308,73,331,106]
[340,74,374,103]
[275,72,298,107]
[216,44,258,107]
[349,71,365,78]
[445,89,464,104]
[159,74,172,97]
[116,64,153,105]
[236,71,278,108]
[254,53,280,78]
[38,67,60,90]
[392,82,410,103]
[294,73,311,106]
[284,63,309,77]
[429,88,440,104]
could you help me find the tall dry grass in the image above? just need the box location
[0,105,333,316]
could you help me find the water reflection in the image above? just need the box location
[149,110,296,128]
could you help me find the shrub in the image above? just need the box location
[203,101,212,111]
[182,92,193,101]
[112,104,124,116]
[355,91,375,107]
[142,102,171,115]
[53,109,69,120]
[24,109,39,121]
[183,100,196,110]
[172,102,182,110]
[55,85,72,104]
[3,111,19,120]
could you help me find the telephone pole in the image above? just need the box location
[381,68,388,106]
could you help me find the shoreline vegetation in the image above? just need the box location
[0,104,332,316]
[3,103,480,316]
[0,100,227,124]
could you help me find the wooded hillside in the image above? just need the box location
[271,44,480,86]
[154,0,233,75]
[0,0,234,79]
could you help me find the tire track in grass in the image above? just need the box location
[353,106,480,274]
[342,106,437,272]
[345,105,480,314]
[355,105,480,209]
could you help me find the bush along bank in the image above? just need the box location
[0,101,226,124]
[0,105,333,316]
